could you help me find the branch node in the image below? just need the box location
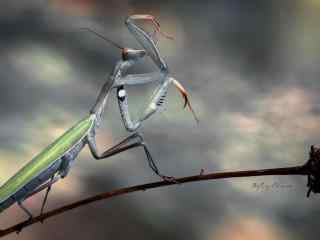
[306,145,320,197]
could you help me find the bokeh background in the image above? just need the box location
[0,0,319,239]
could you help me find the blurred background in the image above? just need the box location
[0,0,319,239]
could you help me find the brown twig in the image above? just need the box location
[0,145,319,238]
[0,166,308,237]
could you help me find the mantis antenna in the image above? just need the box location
[80,27,124,50]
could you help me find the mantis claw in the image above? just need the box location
[171,78,199,123]
[151,18,174,40]
[143,15,175,40]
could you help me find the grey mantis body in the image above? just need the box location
[0,15,197,226]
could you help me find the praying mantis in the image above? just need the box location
[0,15,198,222]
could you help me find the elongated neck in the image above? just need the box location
[90,77,114,125]
[90,59,135,127]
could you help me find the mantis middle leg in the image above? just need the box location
[87,132,176,181]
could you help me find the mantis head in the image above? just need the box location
[122,48,146,61]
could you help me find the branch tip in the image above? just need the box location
[305,145,320,197]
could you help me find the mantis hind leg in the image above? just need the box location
[17,201,33,220]
[87,132,177,182]
[15,174,61,226]
[23,175,61,201]
[39,175,55,216]
[15,201,33,234]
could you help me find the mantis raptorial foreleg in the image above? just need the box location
[114,71,166,131]
[117,75,198,132]
[84,15,197,131]
[87,132,176,181]
[122,15,199,126]
[141,77,172,119]
[136,77,199,123]
[125,14,172,71]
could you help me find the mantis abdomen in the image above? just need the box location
[0,115,94,212]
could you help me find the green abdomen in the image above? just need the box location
[0,115,94,203]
